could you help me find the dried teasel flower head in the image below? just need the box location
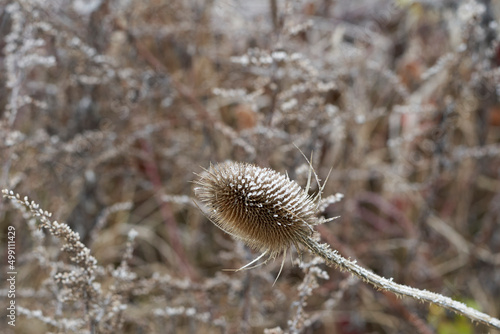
[194,161,328,273]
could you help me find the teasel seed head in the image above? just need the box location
[194,161,318,260]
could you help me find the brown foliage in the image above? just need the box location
[1,0,500,333]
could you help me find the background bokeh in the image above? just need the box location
[1,0,500,333]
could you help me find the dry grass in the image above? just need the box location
[1,0,500,333]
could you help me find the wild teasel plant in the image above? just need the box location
[194,161,500,330]
[194,161,335,280]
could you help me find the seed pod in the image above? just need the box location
[194,162,318,260]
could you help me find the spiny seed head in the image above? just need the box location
[194,162,317,258]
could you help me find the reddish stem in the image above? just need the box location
[139,139,197,280]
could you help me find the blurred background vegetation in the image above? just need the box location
[1,0,500,333]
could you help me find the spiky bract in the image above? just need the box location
[194,162,317,258]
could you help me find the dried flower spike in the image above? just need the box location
[192,165,500,330]
[194,161,323,271]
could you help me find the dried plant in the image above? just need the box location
[194,163,500,330]
[1,0,500,332]
[194,162,328,272]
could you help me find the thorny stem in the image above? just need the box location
[138,139,197,280]
[300,236,500,330]
[317,225,434,334]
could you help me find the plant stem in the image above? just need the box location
[301,236,500,330]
